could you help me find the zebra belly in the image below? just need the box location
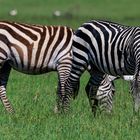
[9,61,56,75]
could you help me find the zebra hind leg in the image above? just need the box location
[131,74,140,113]
[0,86,14,113]
[0,61,14,114]
[54,80,64,114]
[54,64,70,113]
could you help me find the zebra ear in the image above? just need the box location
[73,81,80,99]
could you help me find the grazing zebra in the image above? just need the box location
[86,74,117,114]
[0,20,130,114]
[87,75,133,114]
[64,20,140,114]
[0,20,118,114]
[0,21,73,113]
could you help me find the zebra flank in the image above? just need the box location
[0,21,73,113]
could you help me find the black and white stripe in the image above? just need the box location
[86,75,117,114]
[65,20,140,114]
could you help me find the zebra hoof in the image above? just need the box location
[5,107,15,114]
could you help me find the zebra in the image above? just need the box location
[87,74,134,114]
[0,21,74,113]
[0,20,119,114]
[86,74,117,114]
[0,20,129,114]
[64,20,140,114]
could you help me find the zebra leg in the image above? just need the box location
[64,78,80,112]
[54,80,63,113]
[55,63,72,113]
[85,73,105,116]
[85,77,98,116]
[54,72,65,113]
[0,62,14,113]
[130,60,140,113]
[64,69,85,112]
[131,74,140,113]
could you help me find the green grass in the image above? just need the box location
[0,0,140,139]
[0,71,140,140]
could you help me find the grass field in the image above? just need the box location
[0,0,140,140]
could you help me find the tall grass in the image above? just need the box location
[0,0,140,139]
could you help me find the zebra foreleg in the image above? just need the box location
[85,73,105,116]
[85,80,99,116]
[0,62,14,114]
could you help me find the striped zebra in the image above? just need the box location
[65,20,140,114]
[88,74,133,114]
[0,21,73,113]
[0,20,118,114]
[86,74,117,114]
